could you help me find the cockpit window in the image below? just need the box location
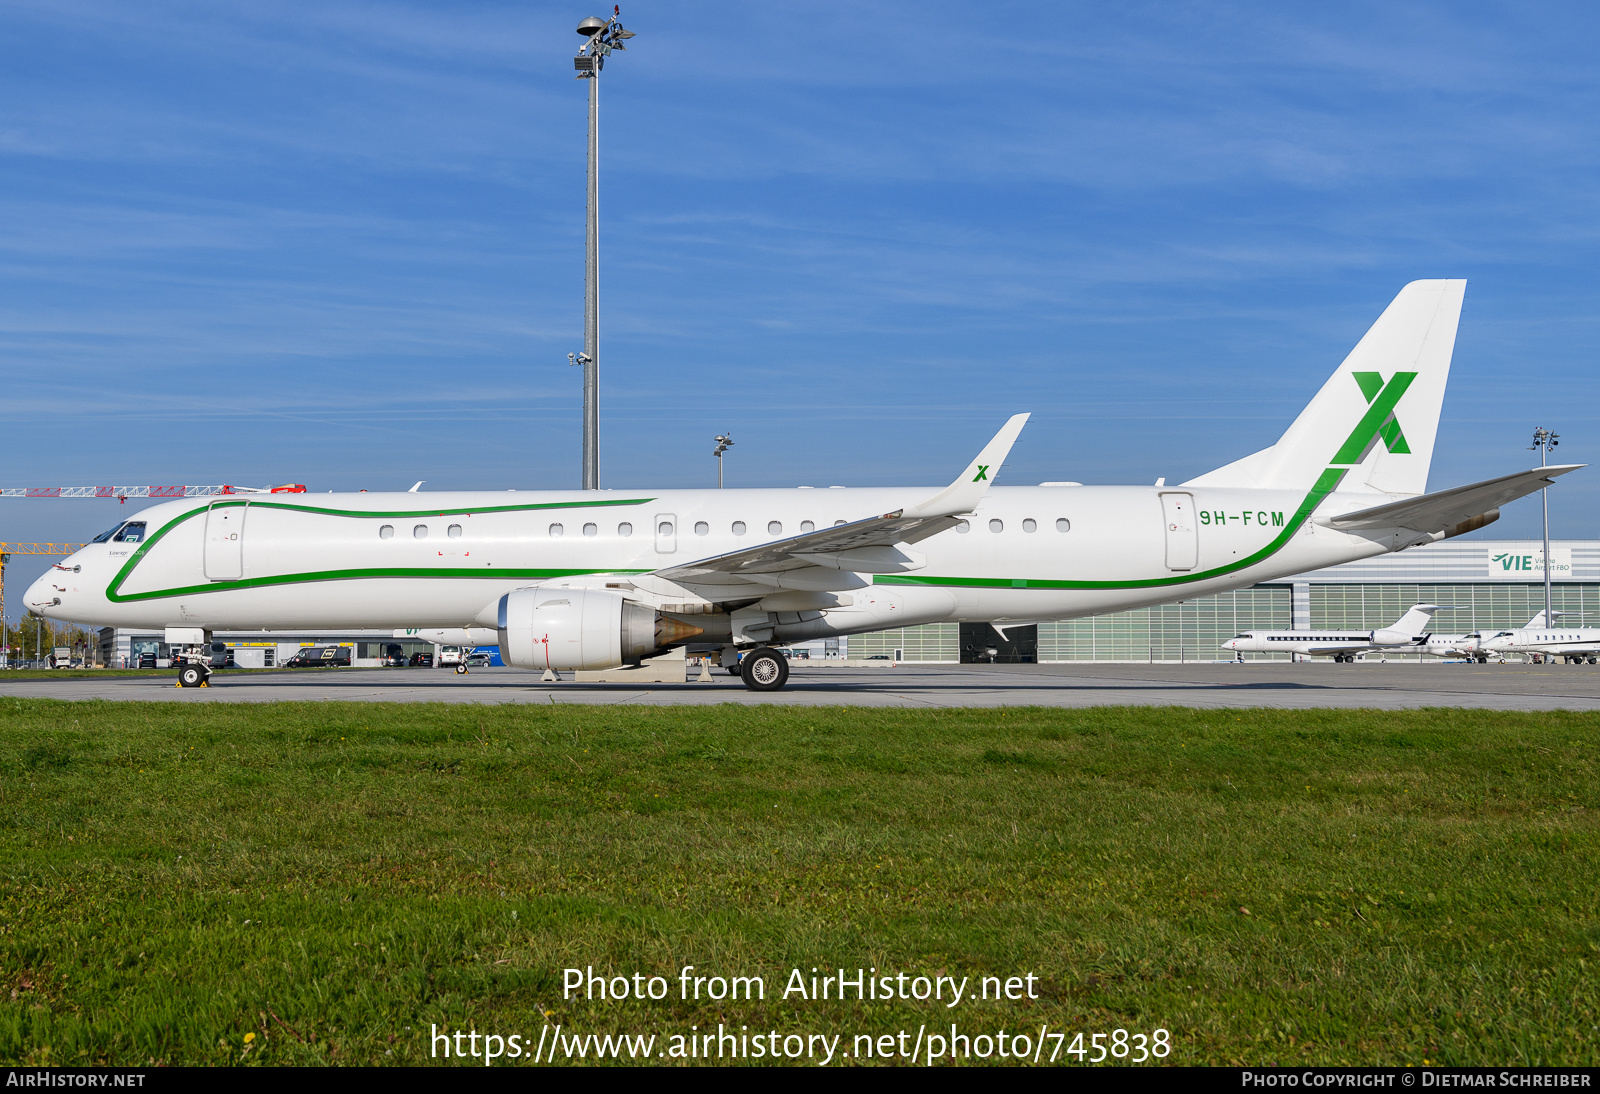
[1233,634,1250,639]
[91,522,125,544]
[113,522,147,543]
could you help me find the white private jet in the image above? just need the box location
[1423,611,1558,661]
[1221,604,1447,662]
[1478,623,1600,664]
[28,280,1582,690]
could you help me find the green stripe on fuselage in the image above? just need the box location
[879,468,1350,591]
[105,496,656,603]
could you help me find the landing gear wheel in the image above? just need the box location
[740,647,789,691]
[177,664,206,688]
[726,663,742,676]
[455,663,468,674]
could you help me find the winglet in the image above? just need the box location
[902,413,1030,519]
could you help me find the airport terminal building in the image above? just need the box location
[849,538,1600,663]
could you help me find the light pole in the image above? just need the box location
[573,8,635,490]
[1530,427,1560,629]
[714,433,734,488]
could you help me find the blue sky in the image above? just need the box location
[3,1,1599,603]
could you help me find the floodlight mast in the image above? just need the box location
[573,9,635,490]
[1530,427,1561,629]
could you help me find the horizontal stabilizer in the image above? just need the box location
[1324,465,1582,533]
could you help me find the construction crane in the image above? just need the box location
[1,543,85,664]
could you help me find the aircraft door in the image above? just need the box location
[654,513,677,554]
[203,501,247,580]
[1159,492,1197,571]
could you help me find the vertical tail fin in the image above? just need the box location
[1185,280,1466,495]
[1389,603,1447,635]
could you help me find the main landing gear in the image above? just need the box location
[455,664,469,674]
[739,647,790,692]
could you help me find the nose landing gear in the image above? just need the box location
[175,661,210,688]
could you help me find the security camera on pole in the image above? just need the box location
[572,8,635,491]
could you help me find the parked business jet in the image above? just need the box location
[1479,624,1600,664]
[28,280,1581,690]
[1221,604,1446,662]
[1424,611,1558,661]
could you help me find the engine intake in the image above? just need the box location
[496,588,703,670]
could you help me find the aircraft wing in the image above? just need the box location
[652,414,1029,594]
[1323,465,1583,533]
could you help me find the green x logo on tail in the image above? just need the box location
[1333,372,1416,464]
[972,465,990,482]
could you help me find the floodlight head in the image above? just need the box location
[577,16,606,36]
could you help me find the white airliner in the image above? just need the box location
[27,280,1582,690]
[1479,624,1600,664]
[1221,604,1446,662]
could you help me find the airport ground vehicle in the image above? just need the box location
[283,646,352,669]
[49,647,72,669]
[436,645,465,668]
[29,282,1582,691]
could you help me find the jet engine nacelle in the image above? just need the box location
[1371,629,1414,647]
[496,588,702,670]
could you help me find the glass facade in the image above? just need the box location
[1040,586,1292,662]
[850,581,1596,663]
[1310,583,1594,633]
[849,622,959,661]
[852,587,1292,663]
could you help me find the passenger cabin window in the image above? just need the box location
[618,522,632,536]
[113,522,147,543]
[379,525,394,539]
[801,520,815,533]
[549,523,564,537]
[768,521,782,535]
[694,521,709,535]
[413,524,429,539]
[447,524,463,538]
[583,523,597,537]
[732,521,746,535]
[956,520,970,533]
[833,519,846,526]
[1022,519,1036,533]
[1055,518,1071,532]
[989,519,1003,533]
[658,521,674,536]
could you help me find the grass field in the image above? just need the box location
[1,699,1596,1067]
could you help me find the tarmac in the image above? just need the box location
[4,660,1600,709]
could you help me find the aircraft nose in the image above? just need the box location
[24,571,62,614]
